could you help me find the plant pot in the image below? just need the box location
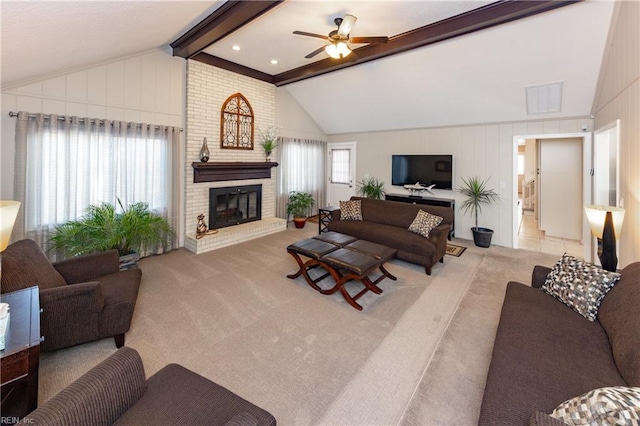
[471,227,494,248]
[293,218,307,229]
[119,252,140,270]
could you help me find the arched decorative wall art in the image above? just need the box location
[220,93,254,150]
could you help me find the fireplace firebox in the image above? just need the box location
[209,185,262,229]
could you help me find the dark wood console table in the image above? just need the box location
[385,193,456,239]
[1,286,41,424]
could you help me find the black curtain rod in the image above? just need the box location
[8,111,183,132]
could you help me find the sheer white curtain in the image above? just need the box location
[276,137,327,219]
[13,111,180,255]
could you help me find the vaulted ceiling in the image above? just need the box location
[1,1,615,134]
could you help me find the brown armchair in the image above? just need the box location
[1,239,141,351]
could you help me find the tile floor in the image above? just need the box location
[518,208,584,259]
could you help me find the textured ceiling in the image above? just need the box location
[0,1,223,87]
[1,1,615,134]
[202,1,490,74]
[283,0,615,133]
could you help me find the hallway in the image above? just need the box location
[518,209,584,259]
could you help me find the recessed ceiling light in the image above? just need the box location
[232,45,241,51]
[270,59,278,65]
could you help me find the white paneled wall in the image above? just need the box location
[328,118,593,248]
[593,1,640,268]
[1,48,185,200]
[185,60,282,252]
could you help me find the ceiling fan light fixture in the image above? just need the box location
[325,42,351,59]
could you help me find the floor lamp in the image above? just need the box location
[584,205,625,272]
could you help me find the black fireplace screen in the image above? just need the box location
[209,185,262,229]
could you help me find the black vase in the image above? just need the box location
[472,227,494,248]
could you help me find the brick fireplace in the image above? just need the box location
[209,184,261,229]
[184,61,286,255]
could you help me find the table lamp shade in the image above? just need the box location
[584,205,625,239]
[0,200,21,252]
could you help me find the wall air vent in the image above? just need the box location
[526,82,563,114]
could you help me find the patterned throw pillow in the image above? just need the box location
[408,209,443,238]
[551,387,640,425]
[541,253,621,321]
[339,200,362,221]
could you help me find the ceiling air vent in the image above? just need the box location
[526,82,563,114]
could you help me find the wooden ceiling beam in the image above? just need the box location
[182,0,580,86]
[171,1,283,59]
[192,53,275,84]
[273,0,580,86]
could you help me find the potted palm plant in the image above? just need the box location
[459,176,500,247]
[286,191,315,228]
[50,199,174,268]
[356,177,386,199]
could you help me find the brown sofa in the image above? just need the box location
[1,239,141,351]
[21,347,276,425]
[327,197,454,275]
[478,261,640,425]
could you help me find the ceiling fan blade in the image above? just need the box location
[337,14,357,37]
[293,30,329,41]
[305,46,327,59]
[350,36,389,44]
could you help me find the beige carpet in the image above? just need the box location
[38,228,559,425]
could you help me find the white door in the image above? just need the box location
[539,138,582,240]
[326,142,356,207]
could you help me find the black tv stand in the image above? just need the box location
[385,193,455,239]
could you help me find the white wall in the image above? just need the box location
[328,118,592,248]
[1,48,185,200]
[275,87,326,141]
[592,0,639,268]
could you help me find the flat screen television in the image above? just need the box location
[391,154,453,189]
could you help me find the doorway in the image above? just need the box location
[326,142,357,207]
[592,120,620,263]
[512,133,592,261]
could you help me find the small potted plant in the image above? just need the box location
[259,125,279,162]
[459,176,499,247]
[286,191,315,228]
[357,177,386,199]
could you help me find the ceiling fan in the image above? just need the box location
[293,14,389,60]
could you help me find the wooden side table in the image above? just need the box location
[1,286,41,424]
[318,206,340,234]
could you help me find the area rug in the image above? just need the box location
[446,243,467,257]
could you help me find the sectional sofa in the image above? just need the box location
[479,260,640,425]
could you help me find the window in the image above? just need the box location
[220,93,254,150]
[13,112,179,253]
[330,148,351,184]
[276,137,327,218]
